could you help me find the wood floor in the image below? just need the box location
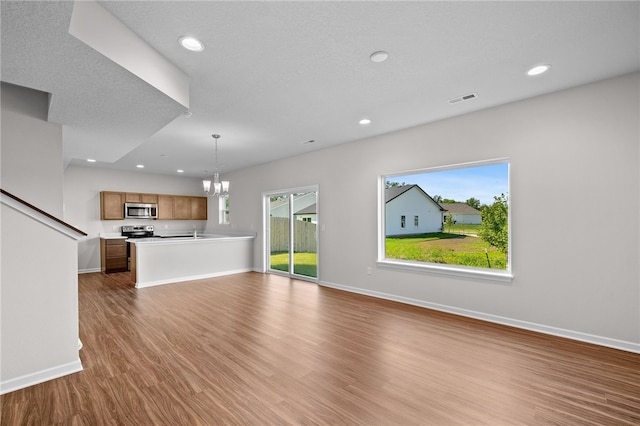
[2,272,639,425]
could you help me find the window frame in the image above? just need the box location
[377,158,513,283]
[218,194,230,225]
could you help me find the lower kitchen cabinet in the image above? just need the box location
[100,238,128,273]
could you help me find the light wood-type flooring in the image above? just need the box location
[2,272,639,425]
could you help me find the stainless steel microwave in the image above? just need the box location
[124,203,157,219]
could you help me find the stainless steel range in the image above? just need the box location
[121,225,154,271]
[121,225,154,238]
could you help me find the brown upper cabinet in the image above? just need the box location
[101,191,207,220]
[191,197,208,220]
[173,196,191,220]
[125,193,158,204]
[100,192,125,220]
[157,195,174,220]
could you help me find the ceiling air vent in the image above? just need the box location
[448,93,478,104]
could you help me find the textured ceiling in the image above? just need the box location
[2,1,639,178]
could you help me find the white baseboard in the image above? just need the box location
[319,280,640,354]
[78,267,101,274]
[136,268,254,289]
[0,359,83,395]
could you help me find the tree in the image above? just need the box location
[445,214,455,232]
[385,181,407,189]
[442,198,457,203]
[432,194,443,203]
[478,194,508,253]
[466,197,481,210]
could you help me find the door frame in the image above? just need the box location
[262,185,319,282]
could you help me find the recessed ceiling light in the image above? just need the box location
[179,36,204,52]
[370,51,388,63]
[177,169,184,173]
[359,118,372,125]
[136,164,144,168]
[527,64,551,76]
[86,158,96,163]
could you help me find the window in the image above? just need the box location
[219,195,230,225]
[379,159,512,281]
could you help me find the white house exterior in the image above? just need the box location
[270,192,316,221]
[441,202,482,225]
[385,185,445,236]
[293,203,317,224]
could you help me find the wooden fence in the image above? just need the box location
[270,217,317,253]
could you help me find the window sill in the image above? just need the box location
[377,259,513,283]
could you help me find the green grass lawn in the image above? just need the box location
[386,232,507,270]
[270,252,317,277]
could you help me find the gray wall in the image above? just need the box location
[1,82,64,216]
[223,73,640,349]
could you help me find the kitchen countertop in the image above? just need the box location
[127,233,255,244]
[99,233,127,240]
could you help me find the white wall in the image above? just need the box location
[63,165,208,272]
[1,82,64,216]
[1,205,82,393]
[0,83,82,393]
[223,73,640,350]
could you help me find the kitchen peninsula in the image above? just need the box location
[128,233,255,288]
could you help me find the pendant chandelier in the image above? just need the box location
[202,134,229,196]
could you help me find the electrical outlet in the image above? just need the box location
[367,267,372,275]
[164,224,168,229]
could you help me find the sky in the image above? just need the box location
[386,162,509,206]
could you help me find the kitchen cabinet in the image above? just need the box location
[102,191,207,220]
[174,196,191,220]
[157,195,174,220]
[100,238,128,273]
[125,193,158,203]
[100,191,125,220]
[190,197,208,220]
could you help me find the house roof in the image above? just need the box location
[270,195,316,215]
[385,185,445,211]
[385,185,413,203]
[294,203,317,215]
[440,202,481,215]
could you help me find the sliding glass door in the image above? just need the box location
[267,188,318,280]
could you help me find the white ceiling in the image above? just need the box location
[2,1,639,178]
